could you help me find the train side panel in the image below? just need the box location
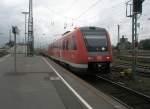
[48,27,113,74]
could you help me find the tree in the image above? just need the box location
[139,38,150,50]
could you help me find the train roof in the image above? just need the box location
[79,26,106,31]
[49,26,107,45]
[62,27,106,36]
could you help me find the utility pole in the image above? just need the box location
[117,25,120,44]
[126,0,144,80]
[132,12,138,79]
[117,24,120,57]
[9,29,12,43]
[22,12,29,56]
[28,0,34,56]
[14,30,17,73]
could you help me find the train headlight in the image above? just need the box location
[88,57,92,60]
[98,64,102,67]
[106,56,110,59]
[102,47,106,51]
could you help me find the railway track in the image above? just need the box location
[112,64,150,77]
[48,57,150,109]
[113,63,150,69]
[80,75,150,109]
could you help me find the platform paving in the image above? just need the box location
[0,54,128,109]
[0,54,87,109]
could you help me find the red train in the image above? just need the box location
[48,27,113,74]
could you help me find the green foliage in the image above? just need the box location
[117,41,132,50]
[139,38,150,50]
[119,68,133,79]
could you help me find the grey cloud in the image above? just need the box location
[0,0,150,47]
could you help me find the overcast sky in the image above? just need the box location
[0,0,150,47]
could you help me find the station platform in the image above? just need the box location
[0,54,128,109]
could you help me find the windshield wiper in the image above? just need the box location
[83,34,90,48]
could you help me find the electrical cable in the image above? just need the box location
[74,0,102,20]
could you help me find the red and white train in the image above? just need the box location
[48,27,113,74]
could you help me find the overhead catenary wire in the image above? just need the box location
[74,0,129,21]
[74,0,102,20]
[46,0,149,31]
[46,0,128,24]
[46,0,102,22]
[68,1,126,30]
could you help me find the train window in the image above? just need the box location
[54,43,57,48]
[60,40,63,50]
[71,36,77,50]
[63,40,65,50]
[58,43,61,50]
[84,35,108,52]
[55,43,57,49]
[68,39,71,50]
[65,40,69,50]
[57,43,58,49]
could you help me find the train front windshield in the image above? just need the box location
[84,35,108,52]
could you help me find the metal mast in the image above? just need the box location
[22,12,29,56]
[126,0,144,80]
[27,0,34,56]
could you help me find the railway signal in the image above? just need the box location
[126,0,145,80]
[133,0,144,14]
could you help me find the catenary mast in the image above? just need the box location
[27,0,34,56]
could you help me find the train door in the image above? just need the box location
[70,35,77,63]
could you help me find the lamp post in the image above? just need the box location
[22,12,29,56]
[12,26,19,73]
